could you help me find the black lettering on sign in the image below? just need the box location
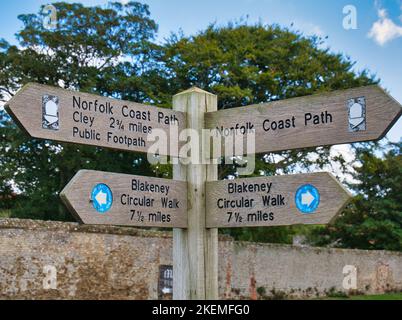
[120,194,155,207]
[72,96,114,115]
[214,122,255,136]
[121,105,151,121]
[247,211,274,222]
[158,112,179,125]
[73,111,95,127]
[131,179,170,196]
[161,197,180,208]
[106,132,146,148]
[217,197,255,209]
[304,111,333,126]
[148,211,171,223]
[262,194,286,207]
[263,116,296,131]
[228,182,272,194]
[72,127,101,141]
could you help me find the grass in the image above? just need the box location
[322,292,402,300]
[0,210,12,218]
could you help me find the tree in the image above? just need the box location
[0,1,161,220]
[309,142,402,251]
[160,23,376,242]
[160,23,376,178]
[1,5,380,231]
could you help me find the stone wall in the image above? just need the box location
[0,219,401,299]
[222,242,402,298]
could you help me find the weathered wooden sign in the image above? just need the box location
[205,85,402,154]
[206,172,351,228]
[7,82,399,300]
[60,170,187,228]
[5,83,185,156]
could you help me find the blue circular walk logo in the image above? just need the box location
[295,184,320,214]
[91,183,113,213]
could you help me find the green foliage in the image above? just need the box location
[161,23,376,181]
[0,1,388,242]
[0,1,160,221]
[325,286,348,298]
[161,23,375,243]
[163,23,374,107]
[309,142,402,251]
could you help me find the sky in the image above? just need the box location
[0,0,401,142]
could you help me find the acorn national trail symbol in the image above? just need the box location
[295,184,320,214]
[5,83,186,156]
[91,183,113,213]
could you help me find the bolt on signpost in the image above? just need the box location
[5,82,402,300]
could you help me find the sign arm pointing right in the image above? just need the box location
[206,172,352,228]
[205,85,402,154]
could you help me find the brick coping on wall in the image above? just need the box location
[0,218,172,238]
[232,240,402,256]
[1,218,401,257]
[0,218,232,241]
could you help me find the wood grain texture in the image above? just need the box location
[5,83,185,156]
[172,87,218,300]
[60,170,187,228]
[204,92,219,300]
[205,85,401,154]
[206,172,351,228]
[172,91,190,300]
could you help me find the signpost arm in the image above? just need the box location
[172,87,218,300]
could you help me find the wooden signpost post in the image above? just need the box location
[5,83,185,156]
[60,170,187,228]
[205,85,402,154]
[5,81,402,301]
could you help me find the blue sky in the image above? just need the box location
[0,0,401,141]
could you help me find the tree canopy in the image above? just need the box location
[309,142,402,251]
[0,1,161,220]
[1,1,399,251]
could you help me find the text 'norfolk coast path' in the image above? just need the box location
[205,85,402,154]
[5,83,185,156]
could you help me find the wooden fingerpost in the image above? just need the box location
[172,87,218,300]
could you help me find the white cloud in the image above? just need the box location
[368,9,402,46]
[296,22,325,37]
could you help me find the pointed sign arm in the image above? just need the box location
[205,85,402,154]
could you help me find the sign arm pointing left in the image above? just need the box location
[5,83,185,156]
[60,170,188,228]
[60,170,87,224]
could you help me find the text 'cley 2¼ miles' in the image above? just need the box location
[5,83,186,156]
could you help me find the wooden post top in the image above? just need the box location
[173,86,217,97]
